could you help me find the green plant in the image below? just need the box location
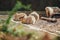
[1,1,31,32]
[54,36,60,40]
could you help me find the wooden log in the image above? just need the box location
[41,17,57,22]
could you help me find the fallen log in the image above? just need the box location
[41,17,57,22]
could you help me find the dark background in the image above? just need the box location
[0,0,60,11]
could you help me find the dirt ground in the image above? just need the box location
[29,18,60,35]
[0,15,60,36]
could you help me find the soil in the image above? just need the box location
[0,15,60,36]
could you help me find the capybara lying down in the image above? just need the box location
[45,7,60,17]
[13,11,39,24]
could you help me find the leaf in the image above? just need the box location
[2,1,31,33]
[2,1,23,32]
